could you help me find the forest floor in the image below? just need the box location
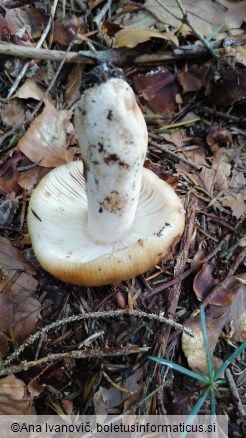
[0,1,245,436]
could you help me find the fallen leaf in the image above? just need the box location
[0,193,19,225]
[53,15,86,46]
[229,169,246,190]
[12,290,41,344]
[0,153,22,194]
[182,310,226,374]
[14,79,49,101]
[0,290,41,344]
[224,274,246,342]
[206,125,232,152]
[222,190,246,219]
[0,13,13,41]
[65,64,84,107]
[178,64,211,93]
[114,28,178,48]
[18,101,76,167]
[144,0,246,36]
[183,272,246,374]
[0,333,9,359]
[18,166,49,191]
[193,264,217,301]
[93,371,142,414]
[26,379,45,402]
[134,67,179,113]
[0,236,38,294]
[208,67,246,106]
[161,130,183,148]
[0,374,36,414]
[6,6,49,40]
[0,99,27,127]
[211,148,231,191]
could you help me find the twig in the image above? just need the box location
[28,39,75,123]
[102,370,134,395]
[0,346,149,378]
[225,369,245,419]
[192,246,246,315]
[0,40,222,69]
[153,201,196,360]
[7,0,60,98]
[7,0,59,99]
[149,138,201,171]
[0,43,124,66]
[197,105,246,126]
[153,0,217,57]
[0,309,194,370]
[93,0,113,28]
[124,379,173,413]
[147,234,230,298]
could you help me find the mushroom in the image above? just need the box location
[27,75,185,287]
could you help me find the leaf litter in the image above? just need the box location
[0,0,245,427]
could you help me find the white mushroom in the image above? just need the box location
[27,77,185,286]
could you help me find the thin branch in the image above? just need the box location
[149,137,201,171]
[0,346,149,378]
[7,0,60,98]
[225,369,245,419]
[0,309,194,370]
[153,0,217,57]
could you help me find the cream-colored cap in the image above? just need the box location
[27,161,185,286]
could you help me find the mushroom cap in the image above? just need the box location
[27,161,185,286]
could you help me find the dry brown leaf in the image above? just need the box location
[178,64,211,93]
[0,290,41,344]
[18,101,75,168]
[14,79,49,101]
[65,64,84,107]
[206,125,232,152]
[0,193,19,226]
[12,290,41,344]
[224,273,246,342]
[114,28,178,48]
[0,99,27,127]
[53,15,87,46]
[211,148,231,191]
[193,264,217,301]
[144,0,246,36]
[134,67,179,113]
[183,272,246,373]
[0,236,38,294]
[93,371,141,414]
[5,6,49,39]
[0,374,36,414]
[0,333,9,359]
[182,310,226,374]
[18,166,49,191]
[161,131,183,148]
[229,169,246,190]
[0,154,22,195]
[208,67,246,106]
[222,190,246,219]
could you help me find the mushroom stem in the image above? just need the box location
[75,78,148,244]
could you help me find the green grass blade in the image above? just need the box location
[214,340,246,380]
[200,305,214,380]
[178,386,211,438]
[210,386,216,415]
[206,24,224,42]
[148,356,209,383]
[189,385,211,416]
